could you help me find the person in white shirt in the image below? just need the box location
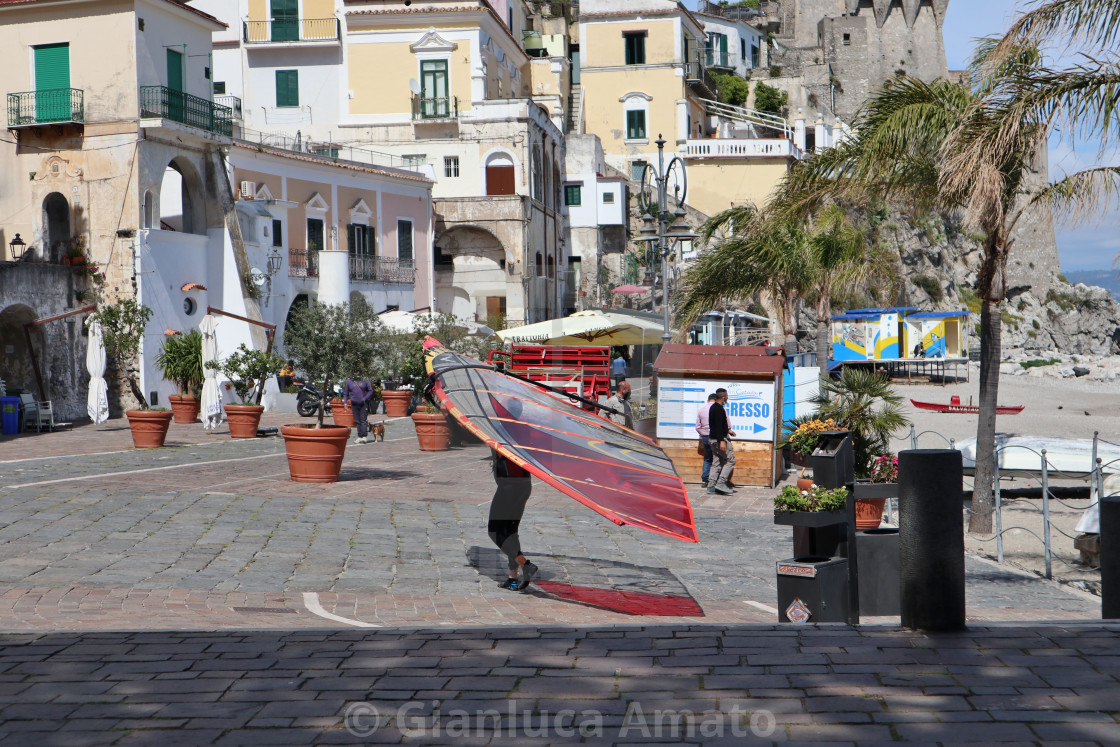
[695,393,717,487]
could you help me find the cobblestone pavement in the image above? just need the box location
[0,416,1116,744]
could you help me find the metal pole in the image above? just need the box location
[995,458,1004,563]
[910,424,917,450]
[656,135,671,348]
[1042,448,1052,580]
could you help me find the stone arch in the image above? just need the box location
[0,304,45,394]
[42,192,70,263]
[159,157,206,234]
[434,225,506,321]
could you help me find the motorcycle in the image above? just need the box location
[296,382,342,418]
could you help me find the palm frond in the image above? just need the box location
[995,0,1120,60]
[1034,166,1120,225]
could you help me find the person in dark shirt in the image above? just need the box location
[707,388,736,495]
[488,451,539,592]
[344,376,374,444]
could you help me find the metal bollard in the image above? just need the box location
[899,449,966,631]
[1102,495,1120,619]
[1041,450,1052,580]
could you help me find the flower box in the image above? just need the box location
[773,509,848,528]
[852,481,898,500]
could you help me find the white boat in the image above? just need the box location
[954,433,1120,478]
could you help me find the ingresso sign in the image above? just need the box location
[656,377,776,442]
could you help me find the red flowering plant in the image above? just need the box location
[869,454,899,484]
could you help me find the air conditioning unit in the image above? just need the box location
[239,181,255,198]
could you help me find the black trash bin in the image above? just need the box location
[855,528,900,615]
[808,431,855,489]
[776,556,850,623]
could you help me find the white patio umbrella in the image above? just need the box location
[199,314,224,431]
[496,309,667,346]
[86,320,109,424]
[378,309,495,337]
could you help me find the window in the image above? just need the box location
[707,32,727,66]
[444,156,459,177]
[213,81,226,95]
[630,160,647,181]
[167,49,183,91]
[624,32,646,65]
[626,110,647,140]
[507,6,514,30]
[564,185,581,206]
[742,39,747,65]
[402,154,427,167]
[602,191,615,204]
[842,33,851,46]
[486,153,516,196]
[276,69,298,107]
[531,146,543,201]
[347,223,374,256]
[397,219,413,262]
[272,219,283,247]
[419,60,449,117]
[184,297,197,316]
[751,43,761,68]
[307,218,324,252]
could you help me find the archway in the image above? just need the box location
[43,192,70,263]
[0,305,45,394]
[159,158,205,234]
[434,226,506,321]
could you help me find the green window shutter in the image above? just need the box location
[271,0,298,41]
[626,111,646,140]
[347,224,357,256]
[167,49,183,91]
[34,44,70,91]
[565,185,581,207]
[276,70,298,107]
[624,34,645,65]
[397,220,413,262]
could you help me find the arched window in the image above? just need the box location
[159,158,205,235]
[143,191,155,229]
[552,161,562,211]
[543,152,552,208]
[535,251,543,276]
[42,192,70,263]
[531,146,543,202]
[484,152,516,196]
[547,254,555,280]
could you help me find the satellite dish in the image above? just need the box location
[408,78,421,95]
[250,267,266,287]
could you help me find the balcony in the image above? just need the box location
[682,138,802,160]
[215,94,242,121]
[8,89,84,127]
[289,248,318,278]
[139,86,233,137]
[243,18,340,44]
[411,94,459,121]
[684,61,719,99]
[703,48,733,70]
[349,255,415,284]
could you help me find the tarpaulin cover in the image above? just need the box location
[424,337,697,542]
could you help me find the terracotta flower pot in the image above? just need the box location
[411,411,451,451]
[281,424,350,483]
[854,498,887,530]
[330,398,356,427]
[168,395,201,425]
[382,389,412,418]
[796,477,815,491]
[126,409,173,448]
[225,403,264,439]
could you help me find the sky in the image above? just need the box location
[684,0,1119,272]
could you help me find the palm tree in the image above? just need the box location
[776,42,1060,532]
[809,367,909,479]
[675,204,813,354]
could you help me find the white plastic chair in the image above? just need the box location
[35,401,55,432]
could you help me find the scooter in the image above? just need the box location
[296,383,341,417]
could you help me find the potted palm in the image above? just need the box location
[214,344,284,438]
[155,329,204,424]
[282,301,383,482]
[87,298,169,448]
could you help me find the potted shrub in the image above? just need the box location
[282,301,383,482]
[784,417,836,468]
[214,344,283,438]
[411,400,451,451]
[853,454,899,529]
[87,298,170,448]
[155,329,204,424]
[772,483,850,527]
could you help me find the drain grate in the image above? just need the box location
[232,606,298,614]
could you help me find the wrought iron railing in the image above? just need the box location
[348,255,415,284]
[238,127,426,172]
[215,94,242,120]
[289,248,319,277]
[139,86,233,136]
[411,94,459,120]
[684,61,719,96]
[703,48,732,68]
[243,18,340,43]
[7,89,84,126]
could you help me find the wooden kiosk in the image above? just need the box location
[653,344,785,487]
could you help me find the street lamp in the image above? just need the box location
[635,135,695,346]
[8,234,27,261]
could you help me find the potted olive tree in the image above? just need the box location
[87,298,168,448]
[155,329,204,424]
[282,301,382,482]
[214,343,284,438]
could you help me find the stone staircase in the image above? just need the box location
[566,85,582,134]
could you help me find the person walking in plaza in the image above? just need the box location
[611,353,628,388]
[344,375,374,444]
[696,392,717,487]
[604,380,634,430]
[708,388,736,495]
[488,450,539,591]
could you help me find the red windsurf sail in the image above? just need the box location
[423,337,697,542]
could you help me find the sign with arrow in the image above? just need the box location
[656,377,776,443]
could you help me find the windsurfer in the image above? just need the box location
[488,450,539,592]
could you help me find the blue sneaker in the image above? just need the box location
[499,578,519,590]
